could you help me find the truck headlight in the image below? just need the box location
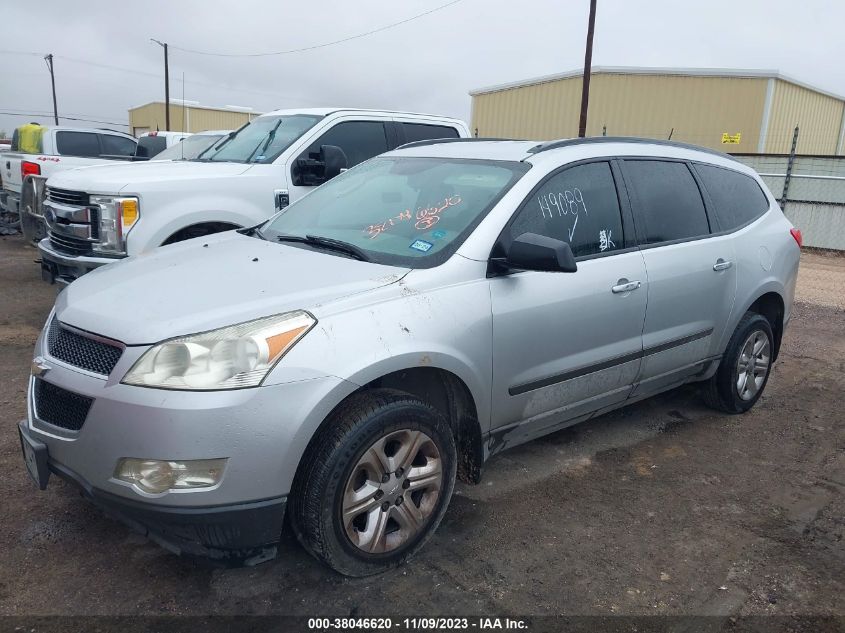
[90,195,139,255]
[122,311,315,390]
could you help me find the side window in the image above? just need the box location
[300,121,388,169]
[624,160,710,244]
[510,161,624,258]
[99,134,136,157]
[695,164,770,231]
[401,122,460,144]
[55,131,101,157]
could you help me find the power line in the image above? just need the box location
[0,111,129,127]
[167,0,465,57]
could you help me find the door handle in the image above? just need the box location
[611,280,642,294]
[713,259,733,271]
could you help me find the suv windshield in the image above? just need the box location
[155,134,226,161]
[200,115,322,164]
[261,157,529,268]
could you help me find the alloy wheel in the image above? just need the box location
[736,330,771,401]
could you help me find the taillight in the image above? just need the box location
[21,161,41,178]
[790,227,803,248]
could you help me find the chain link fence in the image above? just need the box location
[733,154,845,251]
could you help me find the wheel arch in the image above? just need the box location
[738,289,786,361]
[161,221,243,245]
[294,366,485,487]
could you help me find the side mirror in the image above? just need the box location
[502,232,577,273]
[320,144,347,181]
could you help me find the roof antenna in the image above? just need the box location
[668,127,674,140]
[181,72,186,159]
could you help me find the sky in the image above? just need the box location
[0,0,843,137]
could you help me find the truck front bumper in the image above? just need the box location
[37,237,118,284]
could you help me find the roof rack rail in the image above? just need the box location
[396,137,520,150]
[527,136,738,161]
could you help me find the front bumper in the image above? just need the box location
[37,237,118,284]
[19,420,285,565]
[22,326,353,564]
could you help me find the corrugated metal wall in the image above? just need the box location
[128,103,257,136]
[471,72,845,155]
[764,81,845,154]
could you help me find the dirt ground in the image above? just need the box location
[0,235,842,619]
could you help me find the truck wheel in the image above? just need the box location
[702,312,774,414]
[290,389,456,577]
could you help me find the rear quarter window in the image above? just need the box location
[694,163,770,231]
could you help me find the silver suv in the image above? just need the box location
[19,138,800,576]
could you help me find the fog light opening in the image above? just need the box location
[115,458,227,494]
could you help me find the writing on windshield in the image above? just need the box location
[365,195,463,239]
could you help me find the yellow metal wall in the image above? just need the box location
[472,73,845,154]
[129,103,257,135]
[765,80,845,154]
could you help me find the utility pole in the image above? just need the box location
[577,0,598,138]
[44,54,58,125]
[151,39,170,130]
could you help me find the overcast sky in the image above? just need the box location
[1,0,843,137]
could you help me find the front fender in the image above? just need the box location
[126,195,271,254]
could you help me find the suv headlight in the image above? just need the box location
[122,311,315,390]
[90,195,139,255]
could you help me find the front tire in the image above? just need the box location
[290,389,457,576]
[703,312,774,413]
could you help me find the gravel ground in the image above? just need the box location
[0,235,843,622]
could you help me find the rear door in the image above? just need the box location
[620,159,737,398]
[489,160,647,443]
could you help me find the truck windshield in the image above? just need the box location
[154,134,226,161]
[261,156,529,268]
[199,115,322,164]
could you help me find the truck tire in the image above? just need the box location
[702,312,774,414]
[290,389,457,576]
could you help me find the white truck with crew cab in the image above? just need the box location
[1,125,137,217]
[38,108,469,284]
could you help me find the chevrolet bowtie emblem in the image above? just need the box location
[31,356,50,377]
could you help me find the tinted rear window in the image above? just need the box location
[624,160,710,244]
[695,164,770,231]
[55,131,101,157]
[401,122,460,144]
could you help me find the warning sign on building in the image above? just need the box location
[721,132,742,144]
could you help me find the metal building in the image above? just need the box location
[470,67,845,155]
[128,100,261,137]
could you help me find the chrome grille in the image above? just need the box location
[47,187,89,206]
[49,233,93,256]
[47,317,123,376]
[34,378,93,431]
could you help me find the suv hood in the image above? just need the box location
[55,232,409,345]
[47,160,254,193]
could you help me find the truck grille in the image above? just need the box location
[34,378,93,431]
[47,187,89,206]
[49,233,93,256]
[47,317,123,376]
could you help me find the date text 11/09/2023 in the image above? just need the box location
[307,617,529,630]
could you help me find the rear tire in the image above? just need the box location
[290,389,457,577]
[703,312,774,413]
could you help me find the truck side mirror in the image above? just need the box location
[320,145,347,181]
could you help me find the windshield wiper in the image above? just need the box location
[246,119,282,164]
[276,233,370,261]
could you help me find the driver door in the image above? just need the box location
[489,160,648,445]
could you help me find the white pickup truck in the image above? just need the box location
[38,108,469,283]
[1,125,137,218]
